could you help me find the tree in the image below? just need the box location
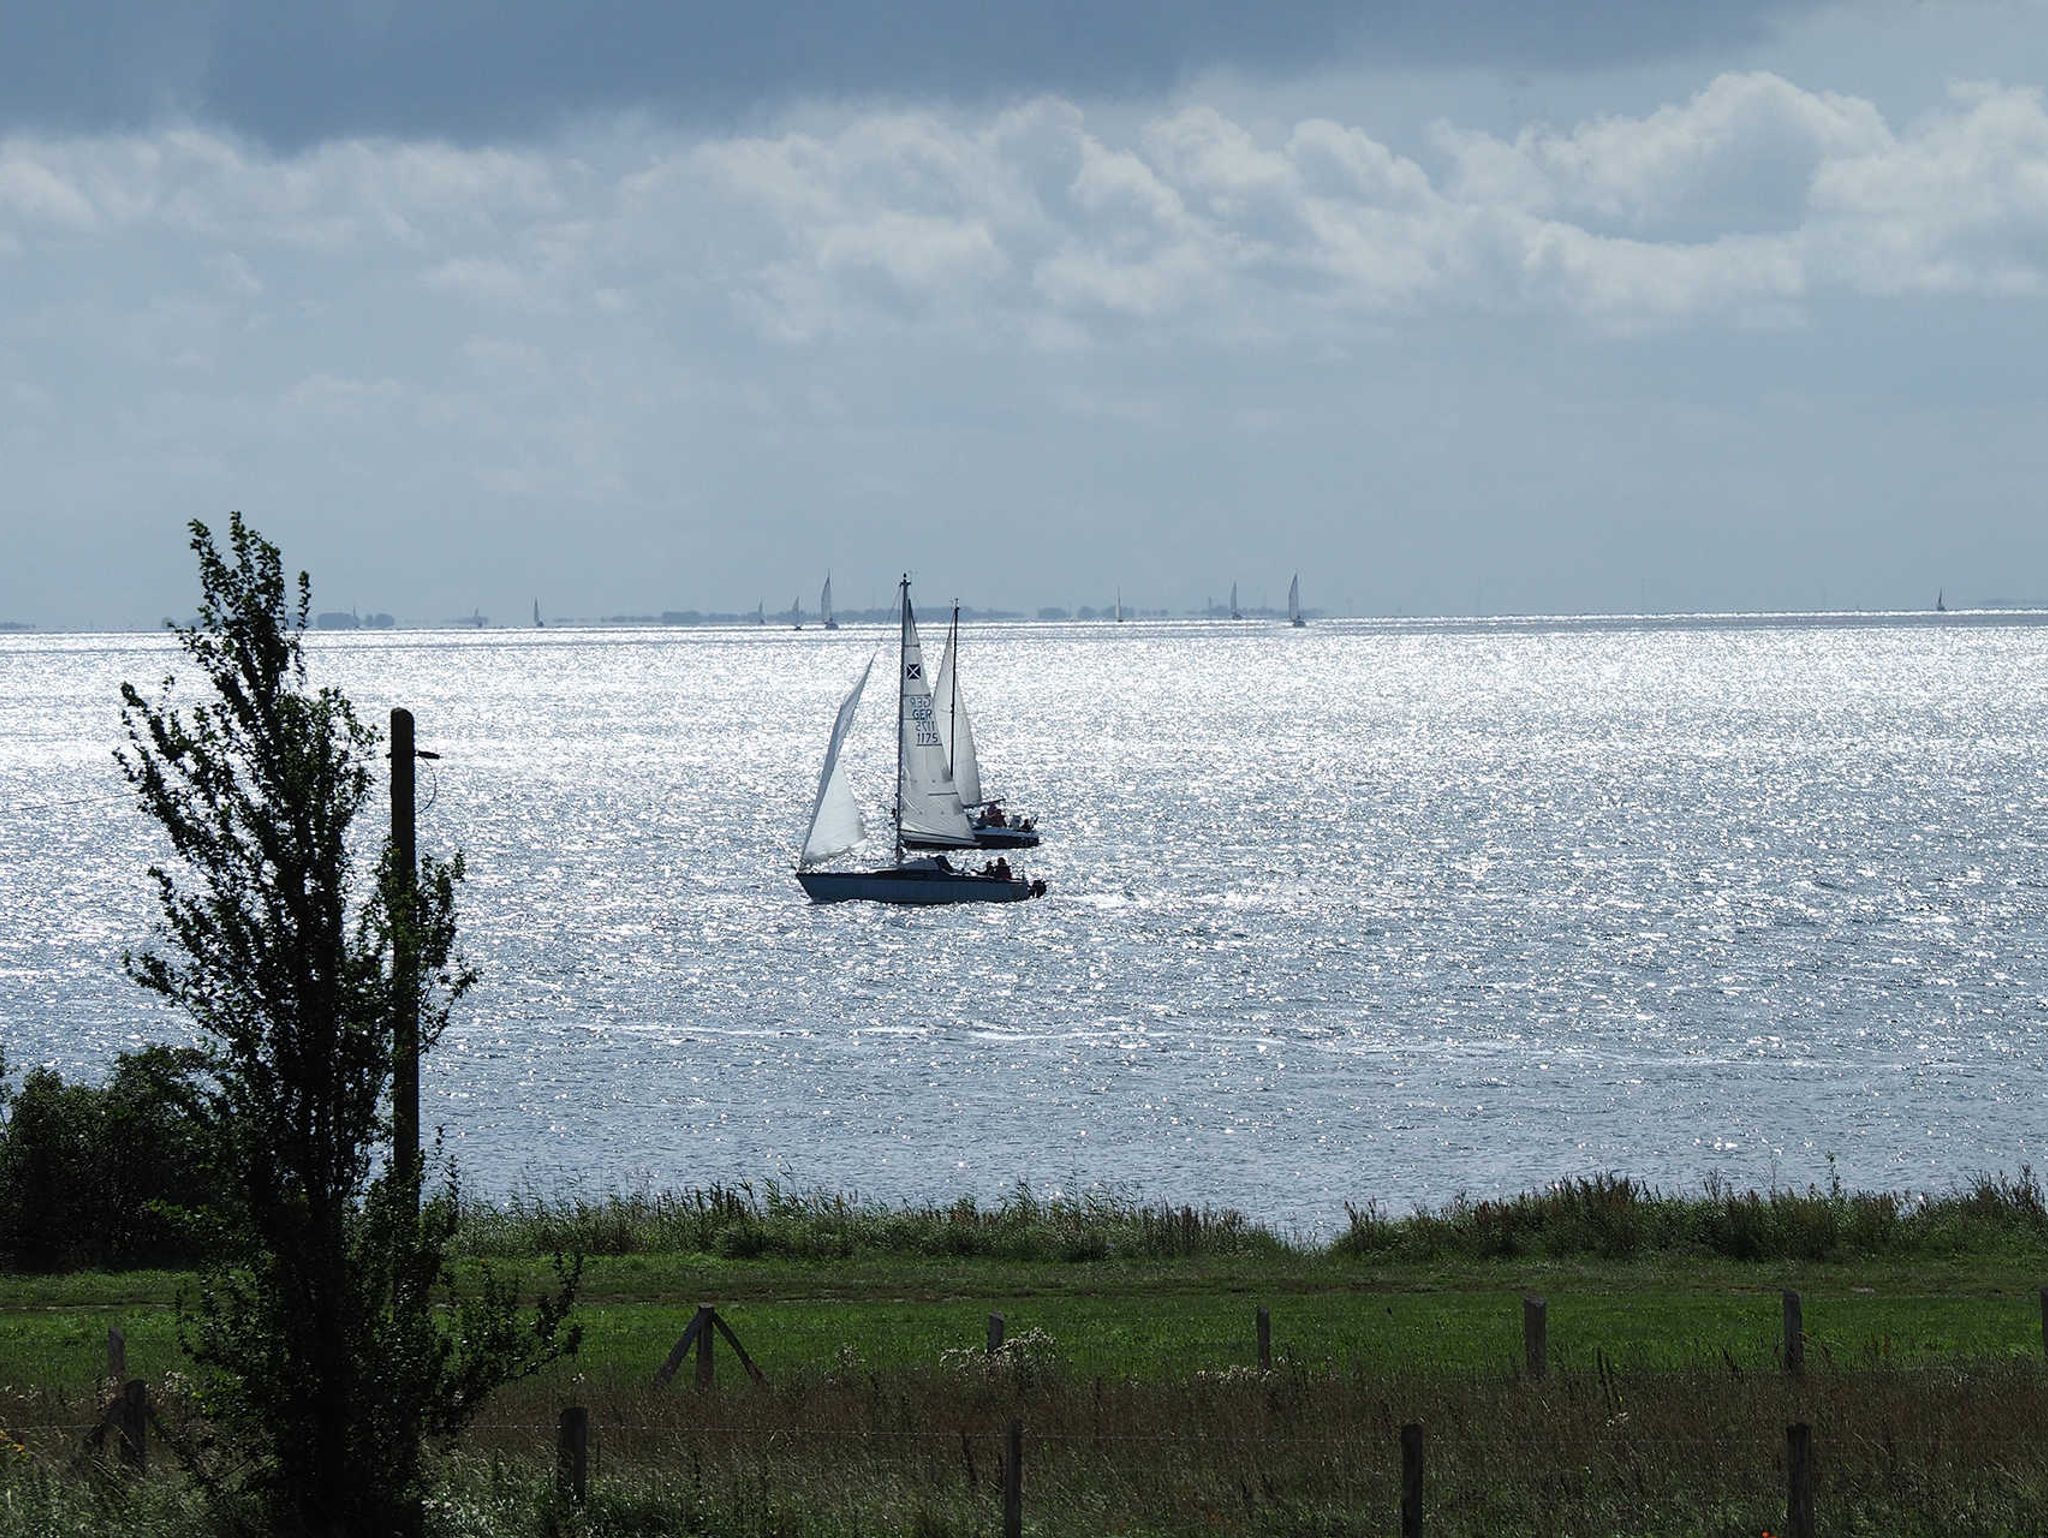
[118,515,577,1536]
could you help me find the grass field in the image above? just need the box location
[6,1180,2048,1533]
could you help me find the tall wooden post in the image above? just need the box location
[1003,1418,1023,1538]
[1400,1422,1423,1538]
[390,707,419,1196]
[987,1312,1006,1356]
[1523,1295,1548,1380]
[106,1326,126,1385]
[1782,1290,1804,1377]
[1786,1421,1814,1538]
[556,1407,589,1504]
[695,1305,716,1389]
[1256,1307,1272,1373]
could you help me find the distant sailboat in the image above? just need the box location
[755,600,766,626]
[904,604,1040,851]
[1229,581,1242,621]
[792,595,804,631]
[822,574,839,630]
[1115,588,1124,624]
[1936,589,1948,613]
[533,599,544,629]
[1289,574,1304,628]
[795,579,1043,905]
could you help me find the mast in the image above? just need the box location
[895,575,908,864]
[948,602,962,795]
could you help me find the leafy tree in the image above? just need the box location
[118,515,577,1536]
[0,1046,229,1270]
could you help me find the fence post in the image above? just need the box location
[695,1305,715,1390]
[2038,1287,2046,1362]
[556,1406,589,1505]
[106,1327,126,1386]
[1786,1421,1814,1538]
[117,1380,148,1475]
[1256,1307,1271,1373]
[1782,1291,1804,1377]
[1003,1418,1023,1538]
[1523,1295,1548,1380]
[1400,1422,1423,1538]
[987,1312,1006,1356]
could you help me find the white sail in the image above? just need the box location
[1288,574,1301,623]
[897,588,974,847]
[799,655,875,868]
[1229,581,1240,619]
[934,624,984,808]
[821,575,834,626]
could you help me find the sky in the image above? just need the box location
[4,0,2048,626]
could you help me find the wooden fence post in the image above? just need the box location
[117,1380,148,1475]
[1786,1421,1814,1538]
[1782,1290,1804,1377]
[694,1304,716,1389]
[1523,1295,1548,1380]
[1256,1307,1271,1373]
[556,1407,589,1504]
[987,1312,1006,1356]
[1400,1422,1423,1538]
[1003,1418,1023,1538]
[2038,1286,2046,1361]
[106,1327,126,1386]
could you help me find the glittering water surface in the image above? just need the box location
[3,615,2046,1230]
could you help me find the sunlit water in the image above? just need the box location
[3,614,2046,1232]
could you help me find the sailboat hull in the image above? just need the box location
[797,866,1038,904]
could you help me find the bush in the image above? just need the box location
[0,1046,231,1271]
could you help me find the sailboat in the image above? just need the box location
[795,579,1043,905]
[1288,574,1305,628]
[1936,589,1947,613]
[534,599,544,629]
[792,595,804,631]
[903,603,1040,851]
[754,601,766,626]
[1229,582,1242,621]
[1115,589,1124,624]
[822,574,840,630]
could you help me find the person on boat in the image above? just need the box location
[992,857,1012,882]
[986,803,1007,828]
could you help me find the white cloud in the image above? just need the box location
[5,71,2048,356]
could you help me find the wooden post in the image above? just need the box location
[2038,1286,2047,1361]
[1256,1306,1272,1373]
[1782,1290,1804,1377]
[106,1326,126,1385]
[695,1304,715,1389]
[390,707,419,1196]
[556,1407,589,1504]
[987,1312,1006,1356]
[1400,1422,1423,1538]
[1003,1418,1023,1538]
[1786,1421,1814,1538]
[1523,1294,1548,1380]
[117,1380,147,1475]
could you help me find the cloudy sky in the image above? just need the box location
[4,0,2048,626]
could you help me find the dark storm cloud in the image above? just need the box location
[1,0,1821,147]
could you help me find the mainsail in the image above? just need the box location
[799,655,875,867]
[821,574,835,627]
[934,609,984,808]
[897,586,974,848]
[1229,581,1241,620]
[1288,574,1301,624]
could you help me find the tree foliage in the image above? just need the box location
[117,514,577,1536]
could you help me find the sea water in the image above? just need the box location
[2,613,2043,1231]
